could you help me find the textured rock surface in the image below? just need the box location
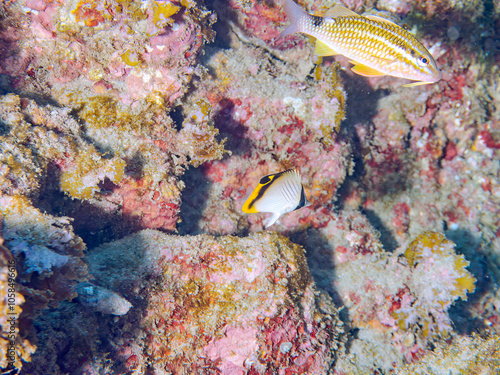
[86,230,344,374]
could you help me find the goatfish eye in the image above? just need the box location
[417,55,430,67]
[242,169,310,228]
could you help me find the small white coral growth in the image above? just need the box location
[395,231,476,337]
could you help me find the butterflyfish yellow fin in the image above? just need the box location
[323,4,360,18]
[314,40,340,56]
[351,63,386,77]
[403,81,433,87]
[365,14,399,26]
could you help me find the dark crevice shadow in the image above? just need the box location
[177,166,213,235]
[34,163,143,249]
[338,70,390,135]
[211,98,253,156]
[362,209,399,253]
[20,235,152,375]
[290,228,356,351]
[203,0,243,62]
[445,228,494,336]
[334,69,392,203]
[170,105,185,132]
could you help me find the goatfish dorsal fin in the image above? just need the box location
[242,169,310,228]
[323,4,360,18]
[314,40,340,56]
[365,14,399,26]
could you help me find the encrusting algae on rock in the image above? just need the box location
[0,0,499,373]
[0,239,36,371]
[396,334,500,375]
[395,231,476,339]
[405,231,476,299]
[60,149,126,200]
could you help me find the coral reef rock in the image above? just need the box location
[84,230,345,374]
[396,334,500,374]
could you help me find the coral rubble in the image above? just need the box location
[396,334,500,375]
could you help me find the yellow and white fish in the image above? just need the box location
[279,0,441,87]
[242,169,310,228]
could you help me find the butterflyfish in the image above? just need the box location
[279,0,441,87]
[242,169,310,228]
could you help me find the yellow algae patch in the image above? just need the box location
[60,149,126,200]
[75,95,163,133]
[0,240,37,371]
[152,0,180,28]
[121,49,141,67]
[72,0,109,27]
[405,231,476,300]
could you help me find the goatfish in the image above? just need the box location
[279,0,441,87]
[242,169,310,228]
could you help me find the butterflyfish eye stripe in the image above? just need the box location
[259,175,273,184]
[246,176,275,210]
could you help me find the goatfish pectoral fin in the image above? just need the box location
[323,4,360,18]
[403,81,433,87]
[351,63,386,77]
[314,40,340,56]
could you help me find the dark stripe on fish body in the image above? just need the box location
[312,16,323,27]
[247,170,289,210]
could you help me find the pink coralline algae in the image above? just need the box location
[3,0,214,108]
[179,41,350,234]
[297,212,477,372]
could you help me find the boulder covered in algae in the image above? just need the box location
[28,230,343,374]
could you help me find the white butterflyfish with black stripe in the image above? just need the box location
[242,169,310,228]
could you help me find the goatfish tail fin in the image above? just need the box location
[278,0,309,38]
